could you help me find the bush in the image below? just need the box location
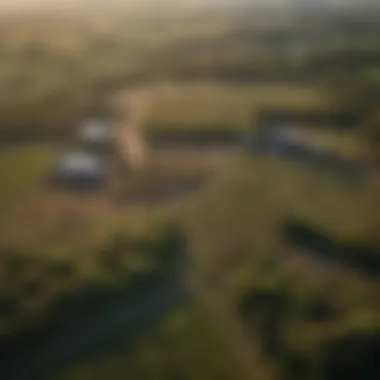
[321,331,380,380]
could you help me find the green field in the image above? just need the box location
[54,155,380,380]
[0,144,55,212]
[147,83,327,130]
[185,155,380,270]
[182,155,380,379]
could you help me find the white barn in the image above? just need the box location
[78,119,111,145]
[55,151,105,189]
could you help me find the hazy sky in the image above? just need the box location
[0,0,373,12]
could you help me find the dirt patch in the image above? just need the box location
[0,190,114,250]
[108,147,239,205]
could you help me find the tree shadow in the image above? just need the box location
[281,220,380,277]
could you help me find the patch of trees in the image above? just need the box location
[321,332,380,380]
[281,220,380,277]
[238,288,290,356]
[0,222,185,347]
[238,283,380,380]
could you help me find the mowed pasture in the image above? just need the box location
[294,128,370,160]
[147,82,327,130]
[0,144,55,213]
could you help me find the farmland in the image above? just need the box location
[54,154,380,380]
[0,3,380,380]
[0,144,55,213]
[147,82,326,130]
[1,82,379,380]
[1,79,379,380]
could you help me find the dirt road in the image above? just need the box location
[111,86,153,171]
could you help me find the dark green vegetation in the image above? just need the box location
[0,222,183,347]
[57,305,245,380]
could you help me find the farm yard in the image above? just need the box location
[0,81,249,252]
[0,78,377,304]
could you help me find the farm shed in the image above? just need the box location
[255,107,358,130]
[78,119,111,145]
[247,123,306,155]
[54,151,105,189]
[246,124,367,181]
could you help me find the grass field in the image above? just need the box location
[181,155,380,379]
[185,155,380,271]
[55,153,380,380]
[0,144,55,213]
[0,144,232,253]
[295,129,370,159]
[147,82,327,130]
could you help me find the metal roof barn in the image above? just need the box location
[78,120,111,144]
[265,124,304,155]
[56,152,105,190]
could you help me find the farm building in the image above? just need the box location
[78,119,111,145]
[255,107,358,130]
[246,124,367,181]
[54,151,105,190]
[249,123,308,156]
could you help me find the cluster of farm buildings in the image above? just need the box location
[50,105,368,191]
[51,119,112,190]
[243,108,368,181]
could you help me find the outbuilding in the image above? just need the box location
[78,119,111,145]
[55,151,105,190]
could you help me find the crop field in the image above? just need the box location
[0,144,56,213]
[295,129,370,159]
[147,82,327,130]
